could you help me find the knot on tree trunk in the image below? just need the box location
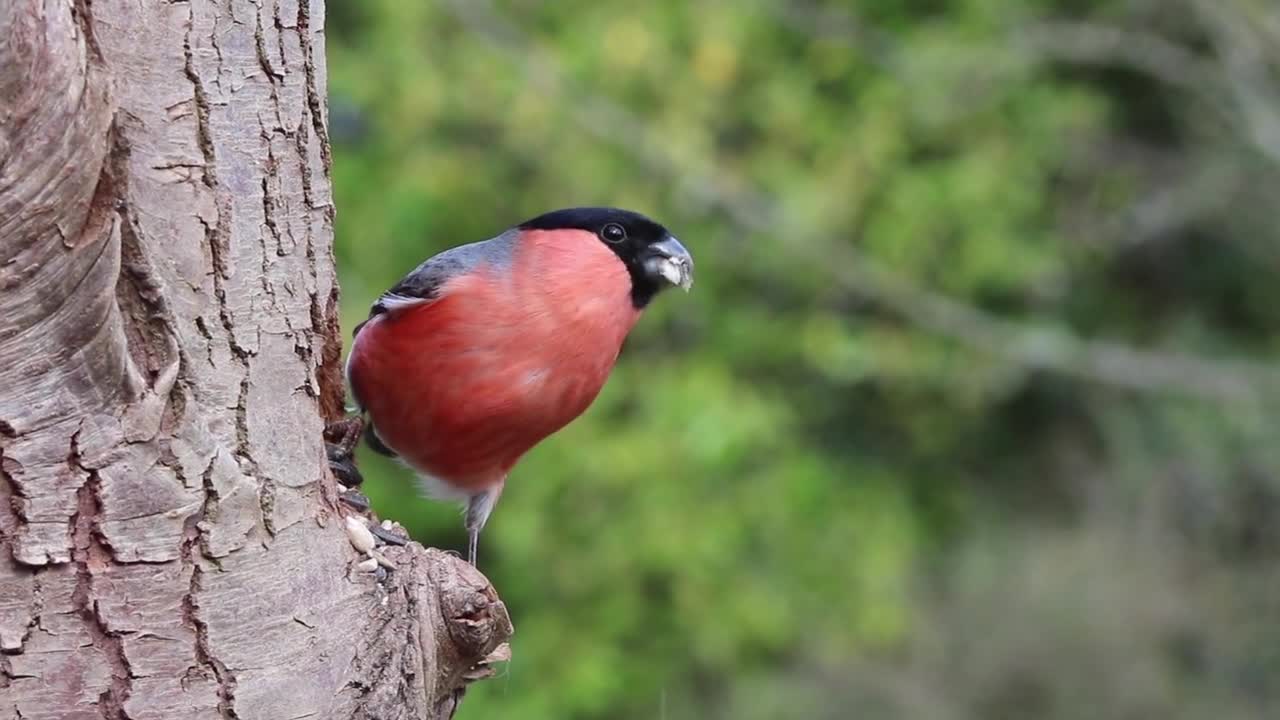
[339,543,513,720]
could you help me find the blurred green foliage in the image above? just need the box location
[328,1,1280,717]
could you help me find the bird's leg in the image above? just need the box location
[324,415,366,488]
[464,501,484,565]
[464,484,504,566]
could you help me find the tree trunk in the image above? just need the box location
[0,2,511,718]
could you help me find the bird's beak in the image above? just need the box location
[642,235,694,291]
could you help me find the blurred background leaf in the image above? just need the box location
[328,0,1280,717]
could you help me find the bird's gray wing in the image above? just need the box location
[351,230,518,338]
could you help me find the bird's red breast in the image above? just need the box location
[346,228,642,493]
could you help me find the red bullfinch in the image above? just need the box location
[338,208,693,564]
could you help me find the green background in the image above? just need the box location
[328,1,1280,717]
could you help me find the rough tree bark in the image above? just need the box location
[0,1,511,718]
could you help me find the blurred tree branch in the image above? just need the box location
[447,0,1280,404]
[1020,12,1280,167]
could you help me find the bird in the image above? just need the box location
[339,207,693,564]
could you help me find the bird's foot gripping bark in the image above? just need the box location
[325,415,366,487]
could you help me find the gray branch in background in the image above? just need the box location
[1021,12,1280,168]
[446,0,1280,404]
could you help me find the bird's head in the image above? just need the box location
[518,207,694,308]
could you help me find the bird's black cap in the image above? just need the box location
[519,207,688,308]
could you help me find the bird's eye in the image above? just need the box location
[601,223,627,243]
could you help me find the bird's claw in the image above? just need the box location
[326,416,366,487]
[324,415,366,455]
